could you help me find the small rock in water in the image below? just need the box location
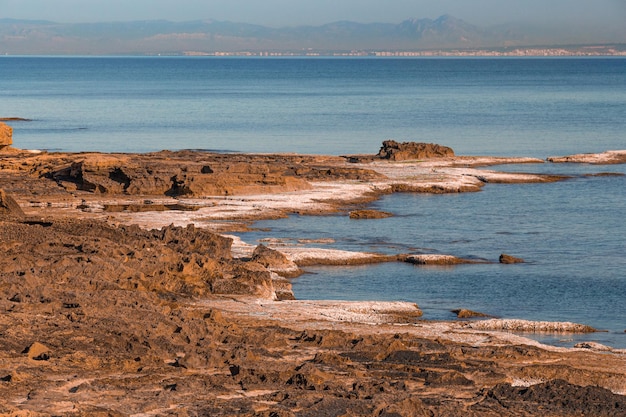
[349,209,393,220]
[452,309,492,319]
[499,253,525,264]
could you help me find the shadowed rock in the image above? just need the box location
[478,379,626,416]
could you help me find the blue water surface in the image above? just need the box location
[2,56,625,157]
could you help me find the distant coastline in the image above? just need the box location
[4,46,624,58]
[183,45,626,57]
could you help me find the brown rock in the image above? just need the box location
[0,189,25,218]
[1,148,625,416]
[251,244,302,278]
[499,253,525,264]
[452,309,493,319]
[381,398,434,416]
[0,122,13,148]
[377,140,455,161]
[48,152,313,196]
[23,342,50,361]
[349,209,393,219]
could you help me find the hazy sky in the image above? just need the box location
[2,0,626,28]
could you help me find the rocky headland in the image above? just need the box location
[1,126,625,416]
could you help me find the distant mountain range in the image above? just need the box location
[0,15,624,55]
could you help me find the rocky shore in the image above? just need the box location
[1,130,625,416]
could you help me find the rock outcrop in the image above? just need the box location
[250,243,302,278]
[0,189,25,218]
[0,219,292,301]
[43,152,381,196]
[0,147,625,416]
[377,140,455,161]
[0,122,12,149]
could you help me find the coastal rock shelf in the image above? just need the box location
[1,141,626,415]
[547,150,626,164]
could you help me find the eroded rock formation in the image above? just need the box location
[0,145,625,415]
[0,122,12,149]
[0,219,290,301]
[377,140,455,161]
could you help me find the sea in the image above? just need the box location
[1,56,625,348]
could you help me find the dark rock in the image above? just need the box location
[377,140,455,161]
[499,253,525,264]
[0,117,31,122]
[479,379,626,416]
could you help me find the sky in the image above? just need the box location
[1,0,625,29]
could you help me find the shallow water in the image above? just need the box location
[239,166,626,348]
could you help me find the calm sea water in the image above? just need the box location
[1,57,625,348]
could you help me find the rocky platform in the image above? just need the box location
[1,138,625,416]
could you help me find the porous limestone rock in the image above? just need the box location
[463,319,597,333]
[251,243,302,278]
[47,152,314,196]
[377,140,455,161]
[0,122,13,148]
